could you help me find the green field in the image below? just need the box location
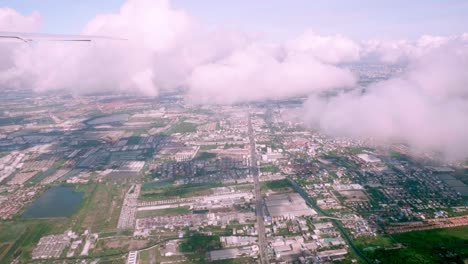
[262,179,293,192]
[354,235,394,250]
[0,243,10,257]
[194,152,217,160]
[138,249,149,263]
[259,164,280,173]
[0,219,70,263]
[165,121,198,134]
[136,206,191,218]
[0,182,128,263]
[127,136,141,145]
[73,183,127,233]
[180,233,221,263]
[200,145,219,150]
[362,226,468,264]
[140,182,222,200]
[223,143,245,149]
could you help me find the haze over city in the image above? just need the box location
[2,0,468,159]
[0,1,467,264]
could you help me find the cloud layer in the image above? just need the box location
[0,0,194,95]
[304,39,468,159]
[1,0,468,159]
[0,7,41,32]
[0,0,358,101]
[187,40,357,104]
[362,34,468,64]
[0,8,41,74]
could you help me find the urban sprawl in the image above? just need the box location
[0,65,467,264]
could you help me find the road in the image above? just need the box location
[248,114,268,264]
[28,236,172,263]
[314,216,359,222]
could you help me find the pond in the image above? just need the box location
[22,186,84,218]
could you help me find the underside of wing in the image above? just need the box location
[0,32,126,43]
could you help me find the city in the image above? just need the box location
[0,85,466,263]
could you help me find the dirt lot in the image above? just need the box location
[129,239,148,250]
[339,190,369,202]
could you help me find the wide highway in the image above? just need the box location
[248,114,268,264]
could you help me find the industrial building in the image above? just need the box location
[265,193,317,220]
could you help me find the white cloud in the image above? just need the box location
[0,0,193,95]
[185,32,361,104]
[187,43,356,104]
[362,34,468,64]
[151,29,254,91]
[1,1,467,159]
[0,8,41,73]
[303,39,468,159]
[286,31,361,64]
[0,0,359,101]
[0,8,41,32]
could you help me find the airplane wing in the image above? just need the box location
[0,31,126,43]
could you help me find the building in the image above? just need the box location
[208,246,257,261]
[317,248,348,261]
[265,193,317,220]
[221,236,257,247]
[109,161,145,178]
[209,248,240,261]
[127,251,138,264]
[357,153,381,163]
[175,146,199,161]
[31,233,71,259]
[162,240,179,256]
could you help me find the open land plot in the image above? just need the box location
[139,247,161,264]
[129,239,148,251]
[339,190,369,202]
[0,184,96,262]
[140,182,222,200]
[0,243,11,259]
[262,179,294,193]
[364,226,468,264]
[0,219,69,263]
[353,234,395,251]
[210,257,258,264]
[138,248,149,263]
[73,182,127,233]
[94,236,131,256]
[136,206,191,218]
[164,121,198,135]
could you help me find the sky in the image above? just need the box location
[2,0,468,40]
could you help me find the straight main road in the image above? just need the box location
[248,114,268,264]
